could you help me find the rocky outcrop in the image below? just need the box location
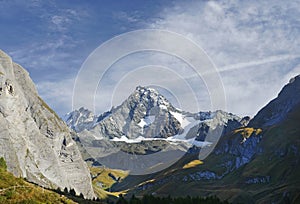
[186,110,241,142]
[182,171,220,181]
[249,75,300,127]
[0,50,94,198]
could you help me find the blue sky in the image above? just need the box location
[0,0,163,81]
[0,0,299,117]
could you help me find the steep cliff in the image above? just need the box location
[0,50,94,198]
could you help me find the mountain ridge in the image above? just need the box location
[65,85,244,176]
[249,74,300,127]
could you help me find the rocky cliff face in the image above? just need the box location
[0,50,94,198]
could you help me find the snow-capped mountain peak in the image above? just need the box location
[63,86,243,174]
[64,107,98,132]
[65,86,242,143]
[127,86,174,113]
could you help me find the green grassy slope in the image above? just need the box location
[0,158,76,204]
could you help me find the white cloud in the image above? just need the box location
[49,8,86,32]
[8,34,80,78]
[151,0,300,64]
[7,5,87,80]
[51,15,70,31]
[113,11,140,23]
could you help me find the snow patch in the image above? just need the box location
[170,111,196,129]
[159,104,168,110]
[170,111,183,124]
[110,136,145,143]
[167,138,211,148]
[138,116,155,127]
[109,135,211,147]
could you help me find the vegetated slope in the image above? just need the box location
[0,157,75,204]
[112,75,300,204]
[90,165,129,199]
[0,50,94,198]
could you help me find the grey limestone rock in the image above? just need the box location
[0,50,95,199]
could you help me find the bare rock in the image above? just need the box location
[0,50,95,199]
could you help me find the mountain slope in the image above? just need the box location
[0,50,94,198]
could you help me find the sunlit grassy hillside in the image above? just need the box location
[0,157,75,204]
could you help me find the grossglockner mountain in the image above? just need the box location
[0,50,95,199]
[65,86,245,174]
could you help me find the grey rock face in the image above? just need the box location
[245,176,270,184]
[214,130,263,171]
[188,110,241,142]
[0,50,94,198]
[183,171,220,181]
[66,86,182,139]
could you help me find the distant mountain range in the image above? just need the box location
[64,85,244,174]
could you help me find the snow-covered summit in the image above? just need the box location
[65,86,183,138]
[133,86,172,110]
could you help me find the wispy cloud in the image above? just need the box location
[218,54,300,73]
[8,35,81,83]
[146,0,300,116]
[36,77,75,116]
[2,0,299,117]
[4,2,89,82]
[47,8,88,32]
[113,11,140,23]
